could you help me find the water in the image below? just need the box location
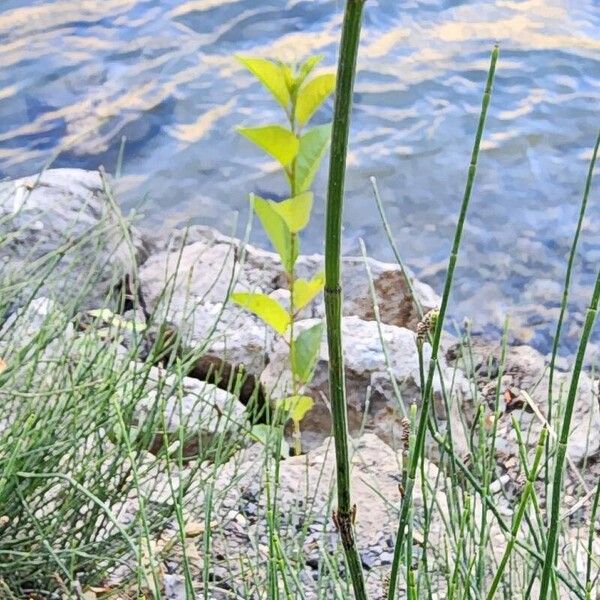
[1,0,599,355]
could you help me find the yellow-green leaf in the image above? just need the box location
[292,321,323,383]
[295,124,331,193]
[231,292,290,334]
[269,192,313,233]
[295,73,336,126]
[238,125,299,167]
[88,308,146,332]
[279,395,314,422]
[295,55,323,90]
[237,56,290,109]
[88,308,115,321]
[252,195,298,274]
[292,272,324,311]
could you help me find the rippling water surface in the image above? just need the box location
[1,0,599,354]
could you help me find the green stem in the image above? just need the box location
[386,44,499,600]
[539,267,600,599]
[545,130,600,496]
[585,477,600,598]
[323,1,368,598]
[288,232,301,455]
[486,425,548,600]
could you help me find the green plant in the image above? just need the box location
[322,1,369,599]
[232,54,336,455]
[386,44,499,600]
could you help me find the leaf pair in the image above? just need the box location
[237,56,335,127]
[251,191,318,274]
[238,123,331,195]
[230,289,323,383]
[229,280,323,330]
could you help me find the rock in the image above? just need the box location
[139,235,274,375]
[0,169,147,309]
[138,226,440,378]
[260,316,470,454]
[256,251,440,330]
[0,297,74,353]
[127,364,248,457]
[449,340,600,467]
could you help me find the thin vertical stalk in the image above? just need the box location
[386,45,499,600]
[585,477,600,598]
[539,267,600,599]
[486,424,548,600]
[323,1,368,598]
[546,130,600,493]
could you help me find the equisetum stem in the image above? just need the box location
[486,426,548,600]
[386,44,499,600]
[323,1,368,598]
[586,478,600,598]
[539,267,600,599]
[545,130,600,497]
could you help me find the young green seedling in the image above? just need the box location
[232,55,335,455]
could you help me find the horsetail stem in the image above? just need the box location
[486,425,548,600]
[386,45,499,600]
[539,266,600,599]
[545,130,600,495]
[323,1,369,598]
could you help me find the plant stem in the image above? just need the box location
[538,266,600,599]
[486,425,547,600]
[545,130,600,496]
[323,1,368,598]
[585,477,600,598]
[386,44,499,600]
[288,231,302,455]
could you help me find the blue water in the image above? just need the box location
[1,0,599,355]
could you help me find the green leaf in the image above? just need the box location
[250,424,289,458]
[295,124,332,193]
[292,272,325,311]
[292,322,324,383]
[87,308,146,332]
[238,125,299,167]
[231,292,290,334]
[269,192,313,233]
[237,56,290,109]
[295,55,324,90]
[88,308,115,321]
[295,73,336,126]
[252,195,298,273]
[278,395,314,422]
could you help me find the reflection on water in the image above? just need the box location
[0,0,599,355]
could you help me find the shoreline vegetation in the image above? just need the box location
[0,165,598,599]
[1,4,599,597]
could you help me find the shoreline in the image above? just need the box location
[1,168,599,596]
